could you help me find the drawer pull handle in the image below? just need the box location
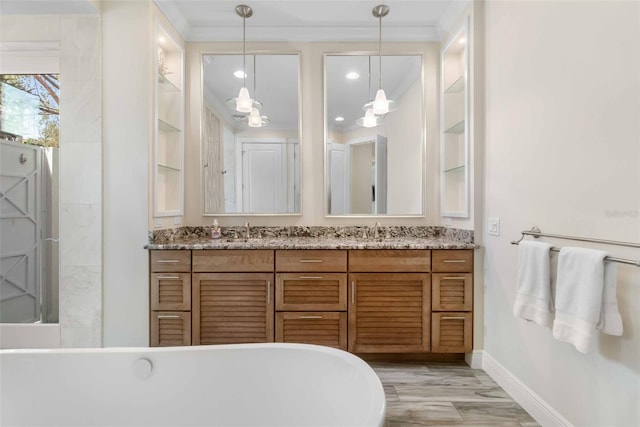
[299,276,323,279]
[157,315,181,319]
[442,276,466,280]
[156,260,180,264]
[442,260,466,263]
[299,259,323,263]
[441,316,467,320]
[299,315,323,319]
[351,281,355,305]
[267,281,271,305]
[157,276,180,280]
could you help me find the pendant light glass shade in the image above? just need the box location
[372,89,389,115]
[236,87,252,113]
[356,108,382,128]
[247,107,262,127]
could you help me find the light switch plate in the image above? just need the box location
[488,218,500,236]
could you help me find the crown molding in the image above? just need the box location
[437,0,471,38]
[187,24,441,43]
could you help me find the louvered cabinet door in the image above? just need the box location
[431,312,472,353]
[348,273,431,353]
[192,273,274,345]
[276,312,347,350]
[150,311,191,346]
[431,274,472,311]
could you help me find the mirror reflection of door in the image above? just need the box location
[348,135,387,215]
[239,140,286,214]
[327,142,350,215]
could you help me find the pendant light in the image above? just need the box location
[364,4,398,115]
[235,4,253,113]
[247,55,270,127]
[357,56,382,128]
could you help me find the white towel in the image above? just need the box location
[513,240,554,326]
[553,247,623,354]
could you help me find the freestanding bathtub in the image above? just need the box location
[1,342,386,426]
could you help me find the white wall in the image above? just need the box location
[483,1,640,425]
[0,15,102,348]
[102,0,154,347]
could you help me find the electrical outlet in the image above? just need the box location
[488,218,500,236]
[173,216,182,225]
[154,218,163,228]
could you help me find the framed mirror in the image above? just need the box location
[324,54,424,216]
[201,53,300,215]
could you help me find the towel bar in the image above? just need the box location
[511,226,640,267]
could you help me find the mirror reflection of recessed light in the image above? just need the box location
[335,116,345,122]
[158,36,166,44]
[234,70,247,79]
[458,37,466,44]
[346,72,360,80]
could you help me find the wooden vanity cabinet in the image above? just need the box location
[275,250,348,350]
[348,250,432,353]
[431,250,473,352]
[149,247,474,354]
[149,250,191,346]
[192,250,275,345]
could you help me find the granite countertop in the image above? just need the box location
[145,226,477,250]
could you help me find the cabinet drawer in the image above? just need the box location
[432,250,473,273]
[432,273,472,311]
[276,273,347,311]
[150,311,191,347]
[275,250,347,272]
[348,250,431,272]
[150,250,191,273]
[431,312,472,353]
[192,250,274,272]
[150,273,191,311]
[276,312,347,350]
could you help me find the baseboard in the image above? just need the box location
[483,351,573,427]
[465,349,483,369]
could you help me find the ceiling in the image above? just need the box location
[0,1,468,42]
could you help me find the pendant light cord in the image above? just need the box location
[242,14,246,88]
[378,13,382,90]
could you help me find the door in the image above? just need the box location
[0,141,41,322]
[241,142,285,213]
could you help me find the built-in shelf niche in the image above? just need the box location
[153,21,184,218]
[440,18,470,218]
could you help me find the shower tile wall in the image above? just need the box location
[59,15,102,347]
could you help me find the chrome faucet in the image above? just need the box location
[243,222,251,239]
[373,221,381,239]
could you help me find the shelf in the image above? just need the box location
[158,119,181,133]
[444,165,465,173]
[158,163,182,172]
[444,120,465,134]
[158,74,180,92]
[444,75,465,94]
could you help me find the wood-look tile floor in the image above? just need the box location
[369,362,540,427]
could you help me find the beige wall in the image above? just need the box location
[184,42,440,226]
[483,1,639,425]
